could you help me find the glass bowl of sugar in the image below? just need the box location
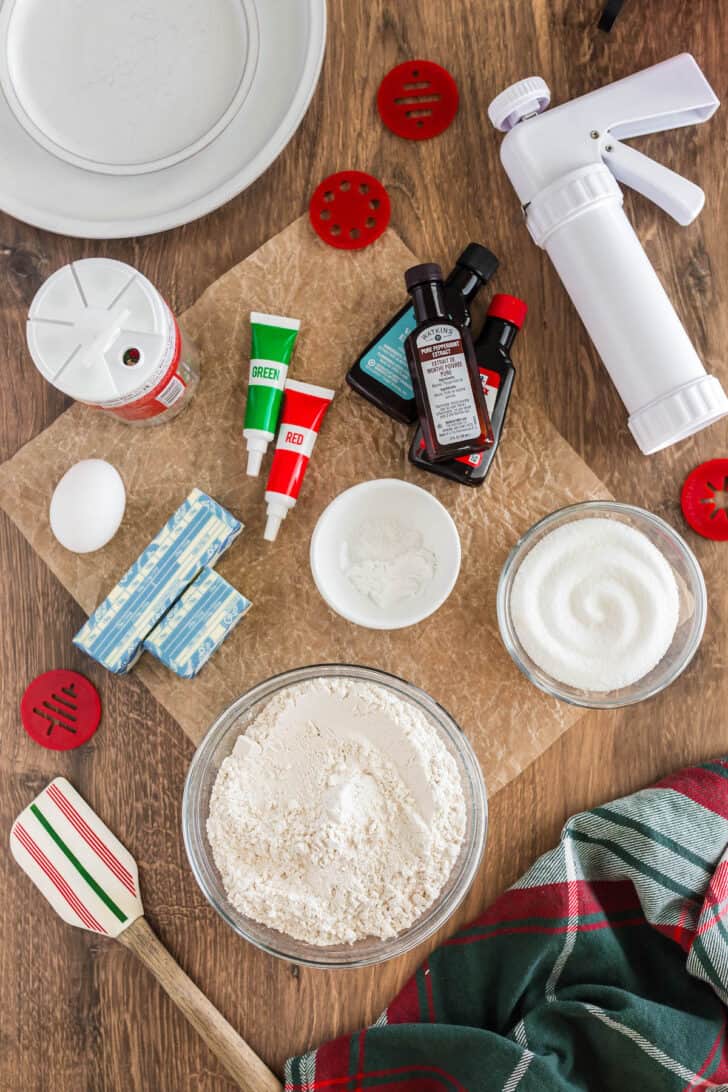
[182,664,487,968]
[497,501,707,709]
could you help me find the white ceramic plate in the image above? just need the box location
[0,0,326,237]
[310,479,462,630]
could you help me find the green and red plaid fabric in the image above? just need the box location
[286,759,728,1091]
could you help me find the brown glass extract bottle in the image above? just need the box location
[409,293,527,486]
[404,263,494,462]
[346,244,499,424]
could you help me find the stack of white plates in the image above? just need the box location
[0,0,326,236]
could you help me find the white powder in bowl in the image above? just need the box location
[511,517,680,692]
[206,677,466,946]
[341,517,437,609]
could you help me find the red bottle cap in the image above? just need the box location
[488,294,528,328]
[309,170,391,250]
[377,60,459,141]
[681,459,728,540]
[21,670,101,751]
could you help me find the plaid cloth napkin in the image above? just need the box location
[286,759,728,1091]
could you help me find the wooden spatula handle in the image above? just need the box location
[119,916,282,1091]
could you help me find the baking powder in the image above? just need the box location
[207,677,466,945]
[342,517,437,609]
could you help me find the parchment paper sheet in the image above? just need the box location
[0,216,612,794]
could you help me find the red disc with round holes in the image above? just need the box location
[377,60,459,140]
[21,670,101,751]
[309,170,390,250]
[681,459,728,541]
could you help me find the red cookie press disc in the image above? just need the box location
[21,670,101,751]
[309,170,390,250]
[377,60,459,140]
[681,459,728,541]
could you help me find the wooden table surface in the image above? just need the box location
[2,2,727,1088]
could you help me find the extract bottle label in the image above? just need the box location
[416,324,480,445]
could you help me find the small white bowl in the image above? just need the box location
[310,479,461,629]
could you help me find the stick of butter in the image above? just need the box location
[143,567,251,678]
[74,489,242,674]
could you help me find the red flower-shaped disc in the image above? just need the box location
[309,171,390,250]
[377,60,459,140]
[681,459,728,541]
[21,670,101,751]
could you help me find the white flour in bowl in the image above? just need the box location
[207,677,466,946]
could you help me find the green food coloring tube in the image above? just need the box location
[244,312,301,475]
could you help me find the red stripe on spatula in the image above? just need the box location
[47,782,136,897]
[13,823,106,933]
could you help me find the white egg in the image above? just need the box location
[50,459,126,554]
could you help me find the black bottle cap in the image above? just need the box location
[405,263,443,291]
[456,243,499,283]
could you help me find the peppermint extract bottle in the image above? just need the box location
[346,243,498,424]
[404,264,493,462]
[409,293,527,485]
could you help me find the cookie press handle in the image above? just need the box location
[119,917,282,1092]
[602,140,705,226]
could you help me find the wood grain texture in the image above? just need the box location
[118,918,281,1092]
[1,1,727,1089]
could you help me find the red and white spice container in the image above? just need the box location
[26,258,199,426]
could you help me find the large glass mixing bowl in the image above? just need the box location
[182,664,488,968]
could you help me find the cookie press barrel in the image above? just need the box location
[488,54,727,454]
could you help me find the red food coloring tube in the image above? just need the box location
[263,379,335,541]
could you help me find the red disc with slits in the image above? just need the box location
[21,670,101,751]
[309,170,390,250]
[681,459,728,541]
[377,60,459,140]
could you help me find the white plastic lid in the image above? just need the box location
[628,375,728,455]
[246,446,265,477]
[26,259,169,404]
[488,77,551,132]
[264,498,291,542]
[264,513,283,542]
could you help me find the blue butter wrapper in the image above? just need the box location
[74,489,242,674]
[143,567,250,678]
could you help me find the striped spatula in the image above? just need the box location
[10,777,281,1092]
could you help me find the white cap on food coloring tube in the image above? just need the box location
[245,434,269,477]
[26,259,169,405]
[264,498,292,542]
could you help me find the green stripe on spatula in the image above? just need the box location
[10,777,282,1091]
[29,803,127,924]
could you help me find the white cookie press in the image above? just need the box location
[488,54,727,454]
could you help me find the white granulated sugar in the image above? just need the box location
[207,677,466,946]
[511,517,680,692]
[342,516,437,609]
